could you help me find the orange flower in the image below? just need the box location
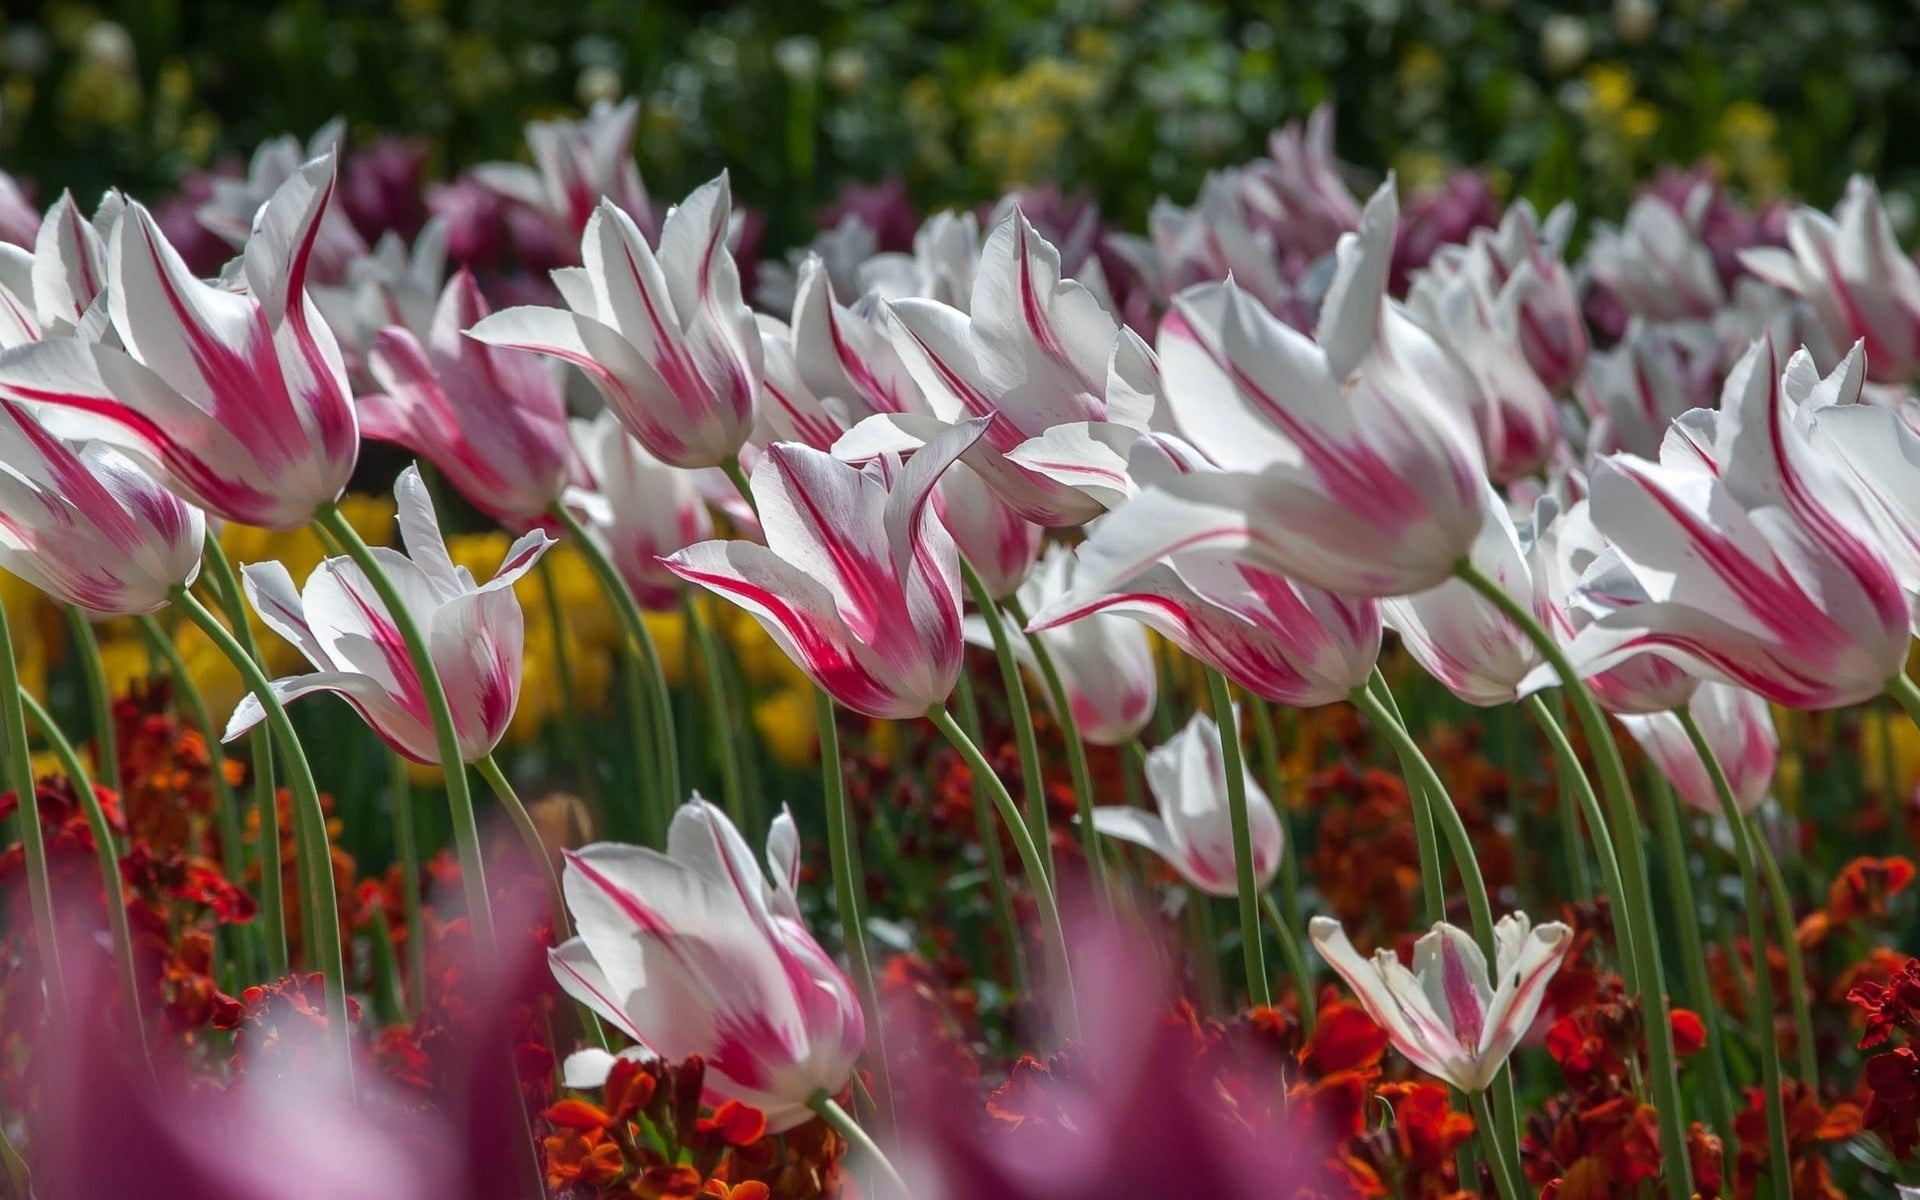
[541,1126,624,1191]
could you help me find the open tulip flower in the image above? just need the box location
[1311,912,1573,1092]
[1617,681,1779,815]
[834,208,1156,526]
[0,189,120,347]
[227,464,552,763]
[469,175,761,469]
[1742,175,1920,386]
[549,799,864,1133]
[1090,710,1282,897]
[472,98,654,249]
[0,400,204,615]
[1072,181,1490,601]
[358,268,570,529]
[1561,339,1911,709]
[0,156,359,530]
[666,420,985,719]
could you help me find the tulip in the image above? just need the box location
[970,544,1155,745]
[0,156,359,530]
[0,169,36,248]
[664,421,984,719]
[0,189,119,348]
[856,209,980,308]
[1526,495,1698,715]
[1741,176,1920,385]
[933,459,1042,598]
[1311,912,1572,1092]
[1586,191,1725,323]
[550,799,864,1132]
[1382,486,1543,707]
[1616,682,1778,815]
[1258,103,1363,264]
[468,176,761,469]
[0,400,204,615]
[310,218,448,374]
[566,411,711,611]
[1795,354,1920,630]
[1407,243,1562,482]
[1389,168,1502,296]
[1090,710,1281,897]
[359,269,569,528]
[1578,318,1723,460]
[1075,182,1488,599]
[227,464,551,763]
[1561,340,1910,709]
[196,121,369,287]
[1026,547,1380,709]
[471,98,653,249]
[1478,200,1588,395]
[835,208,1155,526]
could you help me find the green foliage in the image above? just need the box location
[2,0,1917,242]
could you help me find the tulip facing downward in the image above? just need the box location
[550,799,864,1133]
[1311,912,1572,1092]
[227,464,552,763]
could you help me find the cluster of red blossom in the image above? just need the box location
[7,665,1920,1198]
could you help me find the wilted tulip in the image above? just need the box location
[1311,912,1572,1092]
[359,269,569,528]
[0,157,359,530]
[1742,176,1920,385]
[550,799,864,1132]
[1616,682,1778,814]
[0,400,204,615]
[664,421,984,719]
[566,411,711,611]
[1090,710,1282,897]
[228,465,552,762]
[469,176,761,469]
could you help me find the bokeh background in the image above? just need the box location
[2,0,1917,250]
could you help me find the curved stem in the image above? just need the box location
[552,503,679,835]
[1249,699,1307,942]
[959,559,1054,884]
[0,598,69,1017]
[1470,1087,1525,1200]
[1644,774,1738,1166]
[1204,669,1270,1009]
[685,592,746,826]
[1522,698,1631,953]
[926,706,1079,1040]
[1366,671,1446,925]
[1888,673,1920,732]
[807,1091,910,1198]
[1677,708,1789,1200]
[814,688,893,1134]
[199,539,288,978]
[953,670,1029,997]
[1002,593,1109,896]
[173,586,353,1086]
[1457,560,1693,1200]
[1750,815,1818,1090]
[18,688,150,1075]
[64,608,120,798]
[475,755,572,942]
[1259,891,1316,1030]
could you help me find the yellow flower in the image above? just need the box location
[1863,711,1920,802]
[754,685,819,770]
[1,573,59,702]
[1619,102,1660,142]
[1582,62,1636,118]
